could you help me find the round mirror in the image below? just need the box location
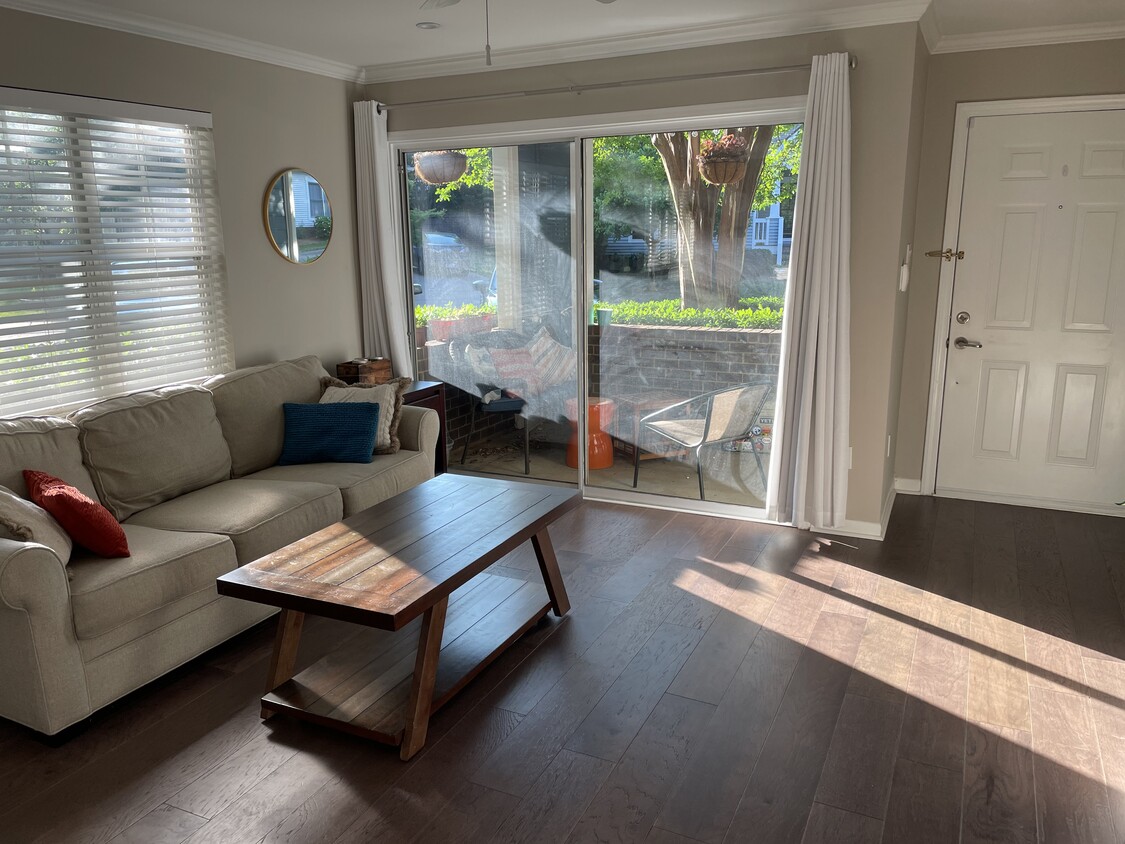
[263,169,333,263]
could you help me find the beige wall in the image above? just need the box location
[371,22,928,526]
[894,38,1125,483]
[882,29,930,500]
[0,8,364,369]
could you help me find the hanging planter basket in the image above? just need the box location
[414,150,468,186]
[698,156,748,186]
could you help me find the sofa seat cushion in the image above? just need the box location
[68,524,236,641]
[246,450,432,517]
[125,478,343,564]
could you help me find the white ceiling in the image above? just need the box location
[3,0,1124,82]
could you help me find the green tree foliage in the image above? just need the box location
[407,126,802,311]
[432,148,493,202]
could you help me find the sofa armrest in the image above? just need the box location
[0,538,90,734]
[398,405,439,465]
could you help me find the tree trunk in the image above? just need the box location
[652,132,718,309]
[653,126,774,310]
[714,126,774,307]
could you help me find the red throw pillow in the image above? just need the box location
[23,470,130,558]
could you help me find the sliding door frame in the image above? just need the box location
[389,95,806,521]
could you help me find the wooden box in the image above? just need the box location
[336,357,393,385]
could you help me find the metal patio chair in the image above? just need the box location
[632,381,773,499]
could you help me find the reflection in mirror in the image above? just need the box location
[264,169,333,263]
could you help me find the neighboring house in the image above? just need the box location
[288,170,328,228]
[749,202,788,265]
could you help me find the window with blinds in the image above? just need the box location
[0,88,233,418]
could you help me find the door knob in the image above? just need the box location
[954,337,983,349]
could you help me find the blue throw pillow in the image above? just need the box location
[277,402,380,465]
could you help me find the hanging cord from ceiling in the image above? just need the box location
[484,0,492,66]
[377,55,856,111]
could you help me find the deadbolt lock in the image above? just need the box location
[956,311,970,324]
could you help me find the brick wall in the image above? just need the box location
[416,324,782,455]
[593,324,782,397]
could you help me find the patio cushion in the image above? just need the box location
[68,524,235,641]
[204,356,329,477]
[69,385,232,521]
[247,449,433,517]
[648,418,706,446]
[528,327,575,388]
[125,478,342,565]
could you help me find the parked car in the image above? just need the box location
[412,231,469,274]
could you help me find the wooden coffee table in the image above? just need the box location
[216,473,578,760]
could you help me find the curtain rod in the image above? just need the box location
[378,55,856,112]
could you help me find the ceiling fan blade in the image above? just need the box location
[420,0,460,9]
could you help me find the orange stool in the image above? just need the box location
[566,398,615,469]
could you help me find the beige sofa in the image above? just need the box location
[0,355,440,736]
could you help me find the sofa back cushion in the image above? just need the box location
[70,385,232,521]
[203,355,329,476]
[0,416,99,500]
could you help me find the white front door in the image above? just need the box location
[935,109,1125,513]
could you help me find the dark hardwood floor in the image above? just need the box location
[3,495,1125,843]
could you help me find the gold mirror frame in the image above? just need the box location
[263,168,333,264]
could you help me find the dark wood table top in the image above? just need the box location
[216,473,580,631]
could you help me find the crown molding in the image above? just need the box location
[361,0,929,84]
[930,18,1125,54]
[917,4,940,53]
[0,0,365,82]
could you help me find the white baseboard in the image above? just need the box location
[894,477,922,494]
[825,485,897,541]
[935,487,1125,518]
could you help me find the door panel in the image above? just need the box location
[973,361,1027,460]
[1065,205,1120,330]
[1047,364,1106,467]
[987,206,1042,328]
[936,109,1125,510]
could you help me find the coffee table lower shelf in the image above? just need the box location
[260,574,550,746]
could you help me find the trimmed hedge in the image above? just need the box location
[604,297,783,329]
[414,302,496,327]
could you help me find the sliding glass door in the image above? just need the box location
[397,111,801,515]
[584,124,799,510]
[404,142,579,484]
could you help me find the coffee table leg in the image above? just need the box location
[263,609,304,718]
[401,596,448,760]
[532,530,570,617]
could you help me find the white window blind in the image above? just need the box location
[0,88,233,418]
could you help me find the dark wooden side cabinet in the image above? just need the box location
[403,381,448,475]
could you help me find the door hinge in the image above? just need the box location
[925,248,965,261]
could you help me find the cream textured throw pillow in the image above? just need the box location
[0,485,73,563]
[320,377,411,454]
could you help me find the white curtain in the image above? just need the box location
[767,53,852,529]
[354,101,415,378]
